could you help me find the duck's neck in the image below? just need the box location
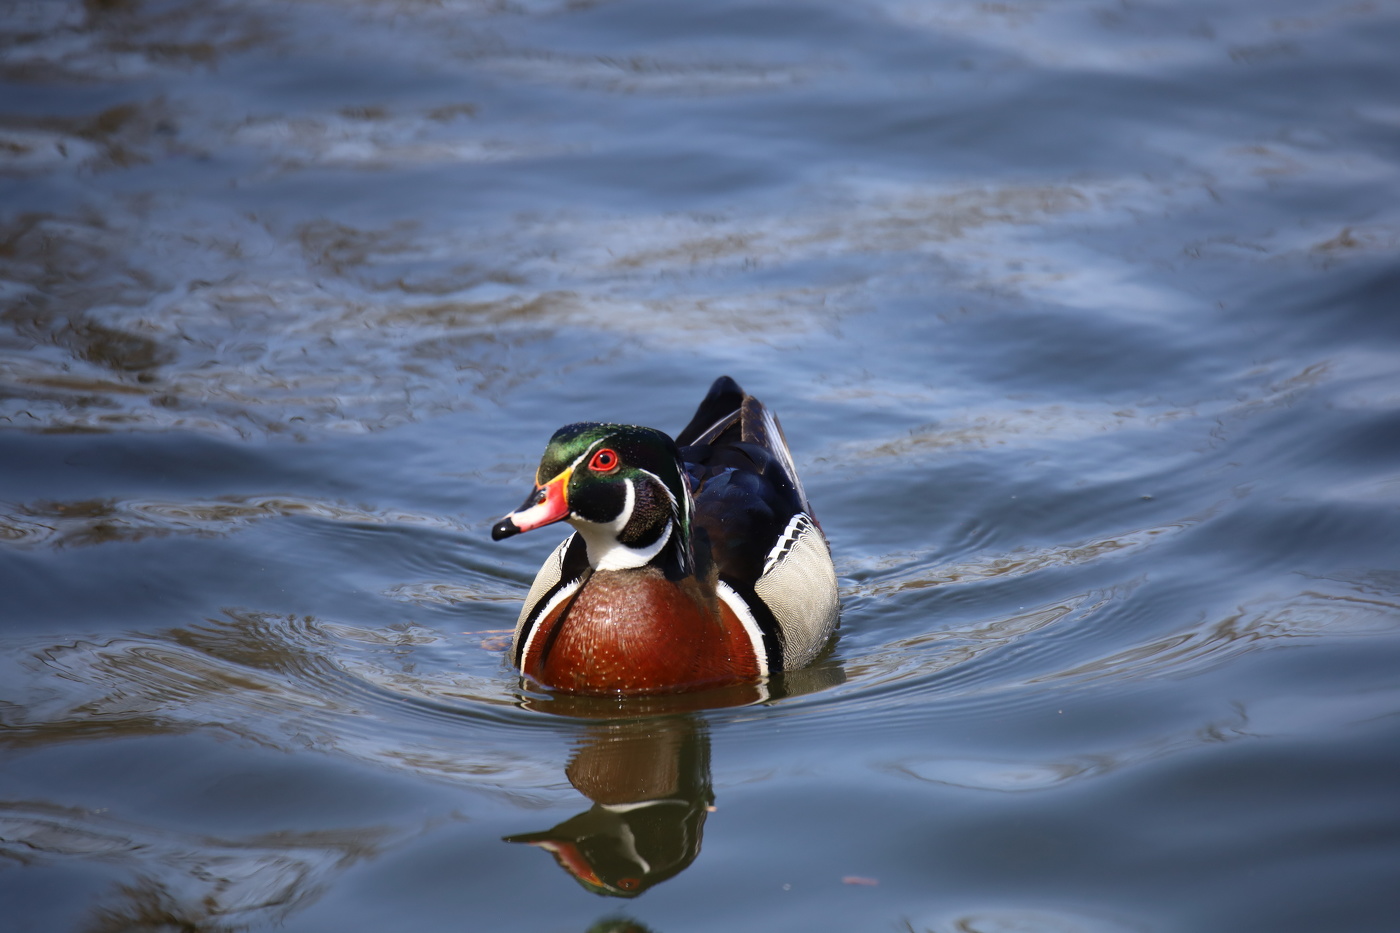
[572,476,695,576]
[575,517,677,571]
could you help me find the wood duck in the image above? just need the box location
[491,376,839,696]
[504,717,712,896]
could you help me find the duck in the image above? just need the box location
[491,376,838,696]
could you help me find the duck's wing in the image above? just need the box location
[677,377,837,671]
[675,376,812,516]
[674,375,745,448]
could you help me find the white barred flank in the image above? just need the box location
[753,512,839,669]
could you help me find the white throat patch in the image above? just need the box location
[571,478,674,571]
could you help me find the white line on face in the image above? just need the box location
[572,477,674,571]
[635,466,690,573]
[540,436,609,506]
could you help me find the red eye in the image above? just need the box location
[588,448,619,472]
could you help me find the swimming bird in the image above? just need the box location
[491,376,838,696]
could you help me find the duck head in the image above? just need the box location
[492,423,693,573]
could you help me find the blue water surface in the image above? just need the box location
[2,1,1400,930]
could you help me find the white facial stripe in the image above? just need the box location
[716,581,770,677]
[635,468,675,508]
[635,465,691,573]
[539,436,609,492]
[612,823,650,875]
[558,444,688,573]
[620,474,637,528]
[635,466,686,531]
[571,477,673,571]
[577,517,673,571]
[584,473,640,544]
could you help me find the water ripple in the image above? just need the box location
[0,798,408,932]
[0,494,473,550]
[1,614,568,797]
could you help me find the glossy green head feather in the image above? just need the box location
[537,422,692,546]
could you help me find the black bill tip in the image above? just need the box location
[491,517,521,541]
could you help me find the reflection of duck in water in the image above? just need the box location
[504,718,711,898]
[492,376,839,696]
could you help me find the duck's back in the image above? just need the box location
[678,377,838,670]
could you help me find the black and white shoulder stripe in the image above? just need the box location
[511,532,591,667]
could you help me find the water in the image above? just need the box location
[3,0,1400,930]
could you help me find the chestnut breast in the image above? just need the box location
[522,566,761,696]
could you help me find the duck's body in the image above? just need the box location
[492,376,838,696]
[517,560,763,694]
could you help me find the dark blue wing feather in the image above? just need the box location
[676,377,809,589]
